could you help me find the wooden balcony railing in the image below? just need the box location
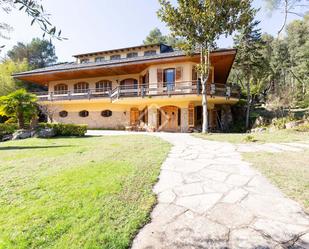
[33,81,240,102]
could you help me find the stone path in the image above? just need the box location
[236,141,309,153]
[86,131,309,248]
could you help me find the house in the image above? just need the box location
[13,44,239,132]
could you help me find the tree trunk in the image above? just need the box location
[17,111,25,129]
[201,46,210,134]
[245,78,251,130]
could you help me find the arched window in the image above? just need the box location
[120,78,138,96]
[59,110,68,118]
[101,110,112,117]
[54,84,68,94]
[79,110,89,117]
[74,82,89,93]
[96,80,112,92]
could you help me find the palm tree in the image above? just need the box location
[0,89,37,129]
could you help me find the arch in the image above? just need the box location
[158,105,180,132]
[120,78,138,96]
[74,82,89,93]
[96,80,112,92]
[54,84,68,94]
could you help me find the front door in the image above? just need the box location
[160,106,179,132]
[130,108,139,126]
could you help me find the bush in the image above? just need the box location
[293,123,309,132]
[243,135,257,143]
[271,117,295,129]
[38,123,87,137]
[0,123,18,139]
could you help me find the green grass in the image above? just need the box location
[0,136,171,249]
[194,130,309,144]
[243,150,309,213]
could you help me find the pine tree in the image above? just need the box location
[233,19,264,129]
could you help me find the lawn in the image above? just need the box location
[194,130,309,143]
[0,136,171,249]
[243,150,309,213]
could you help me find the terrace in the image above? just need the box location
[33,81,240,102]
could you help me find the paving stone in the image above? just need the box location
[199,168,229,182]
[252,218,309,243]
[202,179,233,193]
[158,190,176,203]
[229,228,278,248]
[222,188,248,203]
[173,183,204,197]
[241,195,309,226]
[225,174,252,186]
[208,203,254,228]
[164,211,229,249]
[176,193,222,214]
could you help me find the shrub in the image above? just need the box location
[271,117,296,129]
[0,123,18,139]
[38,123,87,137]
[243,135,257,143]
[293,123,309,132]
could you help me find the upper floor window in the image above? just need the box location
[80,59,89,64]
[74,82,89,93]
[144,50,156,56]
[127,52,138,58]
[110,54,121,60]
[54,84,68,95]
[96,80,112,92]
[95,57,105,62]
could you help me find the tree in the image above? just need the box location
[158,0,254,133]
[0,89,37,129]
[233,19,265,129]
[0,59,30,96]
[8,38,57,68]
[143,27,184,47]
[264,0,309,35]
[0,0,65,50]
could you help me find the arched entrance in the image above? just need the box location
[120,78,138,96]
[159,106,180,132]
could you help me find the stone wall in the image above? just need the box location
[54,111,130,129]
[220,105,233,131]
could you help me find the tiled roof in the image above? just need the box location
[13,48,236,76]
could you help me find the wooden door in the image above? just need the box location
[130,108,139,126]
[160,106,179,132]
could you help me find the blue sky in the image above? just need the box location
[2,0,302,62]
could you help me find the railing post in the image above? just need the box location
[88,89,91,100]
[141,85,145,98]
[210,83,216,97]
[50,92,53,101]
[226,85,231,99]
[68,90,71,100]
[117,87,120,99]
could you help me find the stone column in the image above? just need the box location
[180,108,189,132]
[147,106,158,131]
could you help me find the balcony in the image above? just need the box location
[33,81,240,102]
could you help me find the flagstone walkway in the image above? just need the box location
[86,131,309,248]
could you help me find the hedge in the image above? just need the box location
[38,123,87,137]
[0,124,18,139]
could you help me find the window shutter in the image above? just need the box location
[176,67,183,82]
[207,68,213,83]
[192,66,198,81]
[157,68,163,88]
[188,103,194,127]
